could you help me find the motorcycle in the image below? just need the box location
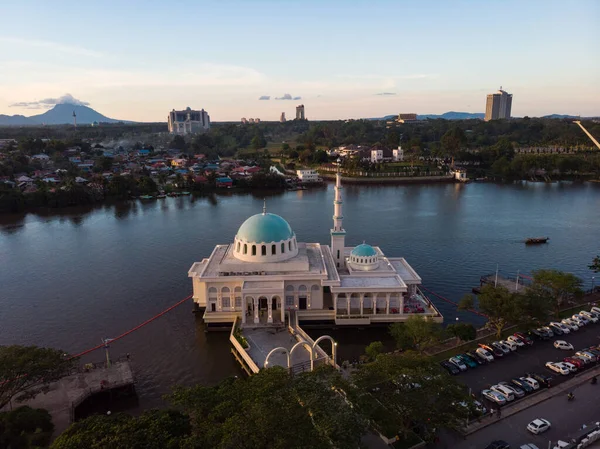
[591,376,597,385]
[567,392,575,401]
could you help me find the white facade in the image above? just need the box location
[296,169,321,183]
[168,107,210,135]
[189,167,442,328]
[393,146,404,161]
[370,149,383,163]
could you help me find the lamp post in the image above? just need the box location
[592,276,596,293]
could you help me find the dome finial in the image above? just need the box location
[262,198,266,215]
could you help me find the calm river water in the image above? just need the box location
[1,181,599,408]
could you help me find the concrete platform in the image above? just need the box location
[243,327,312,369]
[4,359,134,434]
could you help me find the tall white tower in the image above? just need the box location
[330,162,346,269]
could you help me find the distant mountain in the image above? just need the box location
[0,103,128,126]
[372,111,484,121]
[541,114,578,119]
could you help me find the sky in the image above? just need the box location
[0,0,599,122]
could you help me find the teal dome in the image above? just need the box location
[351,243,377,257]
[236,213,294,243]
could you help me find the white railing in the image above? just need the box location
[229,318,260,374]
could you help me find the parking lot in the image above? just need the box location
[441,380,600,449]
[455,321,600,396]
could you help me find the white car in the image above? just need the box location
[507,335,525,347]
[576,351,597,362]
[500,339,518,351]
[482,389,506,405]
[521,376,540,390]
[492,341,511,354]
[550,322,570,334]
[527,418,551,434]
[562,361,577,373]
[545,361,570,375]
[553,340,574,350]
[520,445,541,449]
[491,384,515,401]
[591,306,600,315]
[577,314,591,325]
[580,311,599,323]
[449,356,467,371]
[571,315,586,326]
[561,318,579,331]
[476,347,494,362]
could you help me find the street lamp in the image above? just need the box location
[592,276,596,293]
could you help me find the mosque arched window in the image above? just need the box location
[281,242,285,253]
[288,241,292,251]
[261,245,266,256]
[237,242,240,252]
[252,245,256,256]
[272,244,276,255]
[244,244,247,254]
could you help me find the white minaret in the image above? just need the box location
[330,160,346,269]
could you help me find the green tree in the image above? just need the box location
[441,127,467,157]
[352,353,475,441]
[281,143,290,152]
[289,149,299,159]
[365,341,385,360]
[51,409,190,449]
[0,406,54,449]
[461,285,518,338]
[170,135,186,150]
[389,316,445,353]
[589,256,600,274]
[0,345,76,410]
[528,269,583,317]
[446,323,477,342]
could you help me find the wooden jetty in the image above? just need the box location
[477,273,529,293]
[3,357,135,435]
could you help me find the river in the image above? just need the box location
[1,181,599,409]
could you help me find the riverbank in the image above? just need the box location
[319,172,456,184]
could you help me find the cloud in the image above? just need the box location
[10,93,90,109]
[275,93,301,100]
[258,95,270,100]
[375,92,396,96]
[0,37,103,57]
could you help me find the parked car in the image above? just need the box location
[575,351,597,362]
[580,311,598,323]
[491,384,515,401]
[582,347,600,357]
[571,315,586,326]
[513,332,534,345]
[466,350,486,365]
[563,357,584,369]
[553,340,574,350]
[591,306,600,315]
[561,318,579,331]
[540,327,555,338]
[546,324,563,336]
[549,322,570,334]
[482,389,507,405]
[449,356,468,371]
[577,314,590,325]
[588,310,600,319]
[480,343,504,358]
[507,335,525,347]
[562,361,577,373]
[476,347,494,362]
[545,362,570,375]
[520,444,541,449]
[572,355,591,365]
[527,418,551,434]
[457,354,479,368]
[510,377,534,393]
[498,381,525,398]
[440,360,460,375]
[485,441,510,449]
[525,372,552,387]
[500,339,518,351]
[491,341,511,355]
[520,376,540,390]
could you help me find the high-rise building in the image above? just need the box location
[485,88,512,121]
[280,112,286,123]
[168,107,210,134]
[295,104,305,120]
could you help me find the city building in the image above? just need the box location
[296,104,305,120]
[188,169,441,329]
[393,146,404,161]
[296,169,322,183]
[280,112,286,123]
[396,113,419,124]
[485,88,512,121]
[241,118,248,124]
[168,107,210,135]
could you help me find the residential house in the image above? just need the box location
[216,177,233,188]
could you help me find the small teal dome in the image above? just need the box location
[351,243,377,257]
[236,213,294,243]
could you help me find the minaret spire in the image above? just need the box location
[330,159,346,269]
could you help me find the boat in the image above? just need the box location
[157,194,167,199]
[525,237,549,244]
[181,191,191,196]
[139,195,154,200]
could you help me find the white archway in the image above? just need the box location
[312,335,338,367]
[290,340,314,371]
[264,346,291,369]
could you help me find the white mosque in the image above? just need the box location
[188,169,442,329]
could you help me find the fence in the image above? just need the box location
[319,167,447,178]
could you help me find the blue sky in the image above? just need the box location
[0,0,598,121]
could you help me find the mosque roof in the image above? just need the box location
[236,213,294,243]
[351,243,377,257]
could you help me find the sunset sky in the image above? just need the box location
[1,0,598,122]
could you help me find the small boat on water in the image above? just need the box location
[181,191,191,196]
[139,195,154,200]
[525,237,549,244]
[157,194,167,199]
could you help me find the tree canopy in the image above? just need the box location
[0,345,76,410]
[589,256,600,274]
[529,269,583,317]
[389,316,445,353]
[0,406,54,449]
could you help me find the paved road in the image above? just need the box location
[456,321,600,396]
[440,381,600,448]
